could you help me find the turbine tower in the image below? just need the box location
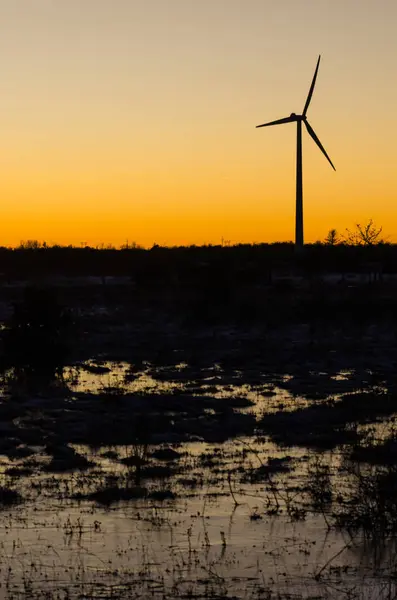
[256,55,335,251]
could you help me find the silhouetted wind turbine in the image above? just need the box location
[256,55,335,251]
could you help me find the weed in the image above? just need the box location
[335,461,397,537]
[306,456,333,528]
[88,485,148,505]
[0,486,22,506]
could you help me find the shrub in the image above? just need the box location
[1,285,74,379]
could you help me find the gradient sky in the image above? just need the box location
[1,0,396,247]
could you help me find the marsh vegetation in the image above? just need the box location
[0,244,397,598]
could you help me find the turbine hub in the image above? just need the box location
[290,112,304,121]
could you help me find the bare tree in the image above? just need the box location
[18,240,43,250]
[343,219,385,246]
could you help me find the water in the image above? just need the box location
[0,360,396,598]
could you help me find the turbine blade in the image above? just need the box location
[304,120,336,171]
[256,116,295,128]
[303,55,321,116]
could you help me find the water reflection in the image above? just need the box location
[0,359,396,598]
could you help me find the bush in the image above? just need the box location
[1,285,74,378]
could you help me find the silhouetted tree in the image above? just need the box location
[343,219,384,246]
[18,240,43,250]
[324,229,340,245]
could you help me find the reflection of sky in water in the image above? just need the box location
[65,361,319,417]
[359,416,397,441]
[66,361,183,395]
[0,360,396,596]
[330,369,353,381]
[2,463,395,599]
[0,500,351,598]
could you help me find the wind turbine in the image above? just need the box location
[256,55,335,251]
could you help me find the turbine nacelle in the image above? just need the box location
[289,113,307,121]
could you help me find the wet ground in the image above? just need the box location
[1,355,397,599]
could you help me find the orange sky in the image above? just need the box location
[1,0,397,247]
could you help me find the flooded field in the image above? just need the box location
[1,358,397,599]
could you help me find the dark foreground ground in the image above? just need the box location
[0,247,397,598]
